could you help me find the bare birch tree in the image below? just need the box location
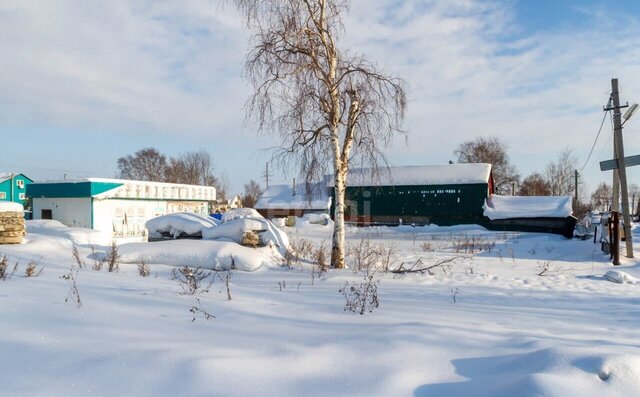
[234,0,407,268]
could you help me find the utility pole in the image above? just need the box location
[262,163,272,188]
[609,78,634,259]
[574,170,578,208]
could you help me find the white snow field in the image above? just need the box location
[1,220,639,397]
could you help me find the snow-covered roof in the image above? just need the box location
[255,183,331,210]
[483,195,573,220]
[328,164,492,187]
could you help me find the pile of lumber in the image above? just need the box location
[0,203,25,244]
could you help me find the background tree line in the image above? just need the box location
[454,136,640,217]
[116,147,264,207]
[116,148,230,200]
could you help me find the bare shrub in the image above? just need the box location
[172,266,214,295]
[313,243,328,272]
[378,243,398,273]
[339,273,380,315]
[138,260,150,277]
[72,246,85,269]
[60,264,82,308]
[217,269,233,301]
[25,261,43,277]
[0,255,18,280]
[349,238,377,272]
[537,260,575,276]
[453,237,496,254]
[391,256,469,276]
[421,241,435,252]
[90,246,105,271]
[190,297,215,322]
[451,288,459,304]
[105,241,121,272]
[286,237,313,269]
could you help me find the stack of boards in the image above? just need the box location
[0,207,25,244]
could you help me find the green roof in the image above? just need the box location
[27,181,124,198]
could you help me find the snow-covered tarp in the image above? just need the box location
[0,202,23,212]
[483,195,573,220]
[328,163,492,187]
[202,217,290,256]
[221,208,263,223]
[255,182,331,210]
[145,213,219,239]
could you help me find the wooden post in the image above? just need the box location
[613,211,620,265]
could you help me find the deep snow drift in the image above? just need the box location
[0,219,639,397]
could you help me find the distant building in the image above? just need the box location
[28,178,216,238]
[212,195,243,213]
[0,173,32,208]
[255,182,332,218]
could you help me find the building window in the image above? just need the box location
[41,209,52,219]
[16,180,24,189]
[19,193,25,200]
[0,192,5,199]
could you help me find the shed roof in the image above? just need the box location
[28,178,216,201]
[483,195,573,220]
[255,182,331,210]
[329,163,492,187]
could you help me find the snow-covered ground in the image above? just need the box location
[0,220,639,396]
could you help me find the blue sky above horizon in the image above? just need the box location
[2,0,640,195]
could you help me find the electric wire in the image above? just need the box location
[579,95,612,173]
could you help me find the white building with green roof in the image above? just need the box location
[28,178,216,239]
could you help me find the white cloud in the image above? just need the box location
[0,0,248,135]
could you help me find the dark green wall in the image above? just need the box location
[336,183,490,225]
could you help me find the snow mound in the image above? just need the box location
[25,220,112,246]
[0,202,23,212]
[221,208,263,223]
[145,212,219,239]
[203,217,290,256]
[119,239,280,271]
[415,348,640,397]
[604,270,637,284]
[301,213,332,225]
[484,195,573,220]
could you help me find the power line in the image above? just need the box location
[579,95,612,172]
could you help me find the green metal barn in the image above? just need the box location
[334,164,494,226]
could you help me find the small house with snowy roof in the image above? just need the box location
[28,178,216,239]
[255,182,332,218]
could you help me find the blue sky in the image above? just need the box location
[1,0,640,195]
